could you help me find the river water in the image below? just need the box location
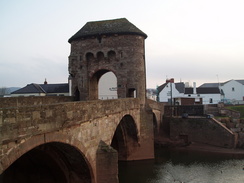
[119,148,244,183]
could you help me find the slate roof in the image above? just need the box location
[157,81,222,95]
[41,84,69,93]
[236,80,244,85]
[199,83,220,88]
[157,83,167,93]
[175,83,185,93]
[200,79,244,87]
[68,18,147,43]
[11,83,69,94]
[185,87,221,94]
[157,82,185,94]
[11,84,46,94]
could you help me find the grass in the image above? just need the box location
[226,105,244,118]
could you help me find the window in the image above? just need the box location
[108,50,116,60]
[232,87,235,91]
[209,98,213,103]
[86,52,94,61]
[128,88,136,98]
[97,51,104,61]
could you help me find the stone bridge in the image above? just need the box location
[0,18,166,183]
[0,96,163,183]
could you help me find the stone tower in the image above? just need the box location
[68,18,147,102]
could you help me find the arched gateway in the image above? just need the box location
[68,18,147,103]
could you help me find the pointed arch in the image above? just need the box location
[89,69,117,100]
[111,114,139,161]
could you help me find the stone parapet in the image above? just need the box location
[0,96,73,108]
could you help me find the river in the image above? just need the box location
[119,147,244,183]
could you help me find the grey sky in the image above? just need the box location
[1,0,243,88]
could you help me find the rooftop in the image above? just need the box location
[68,18,147,43]
[11,83,69,94]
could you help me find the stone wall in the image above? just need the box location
[164,105,204,117]
[69,34,146,103]
[0,98,140,145]
[219,117,244,148]
[0,96,73,108]
[219,108,241,118]
[170,117,236,148]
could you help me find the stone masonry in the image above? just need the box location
[68,18,147,103]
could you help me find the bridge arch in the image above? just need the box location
[0,133,95,183]
[111,114,139,161]
[153,112,158,136]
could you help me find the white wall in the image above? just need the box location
[158,83,183,102]
[201,94,222,104]
[221,80,243,103]
[11,93,45,97]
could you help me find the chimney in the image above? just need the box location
[166,78,174,83]
[193,82,197,94]
[44,78,47,84]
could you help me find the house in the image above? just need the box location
[157,78,222,105]
[146,88,157,101]
[11,81,69,97]
[184,87,222,105]
[199,79,244,104]
[157,78,185,103]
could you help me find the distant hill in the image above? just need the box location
[0,87,21,96]
[8,87,21,93]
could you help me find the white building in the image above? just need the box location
[200,79,244,104]
[157,78,222,105]
[146,89,157,101]
[157,79,185,103]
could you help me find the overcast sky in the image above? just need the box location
[1,0,244,88]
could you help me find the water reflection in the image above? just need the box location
[119,148,244,183]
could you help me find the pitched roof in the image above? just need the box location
[11,83,46,94]
[40,84,69,93]
[68,18,147,43]
[185,87,221,94]
[11,83,69,94]
[175,83,185,93]
[199,83,220,88]
[157,82,185,93]
[236,80,244,85]
[157,83,167,93]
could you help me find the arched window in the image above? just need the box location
[108,50,116,60]
[86,52,94,61]
[97,51,104,61]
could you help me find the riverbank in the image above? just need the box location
[155,137,244,156]
[176,142,244,156]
